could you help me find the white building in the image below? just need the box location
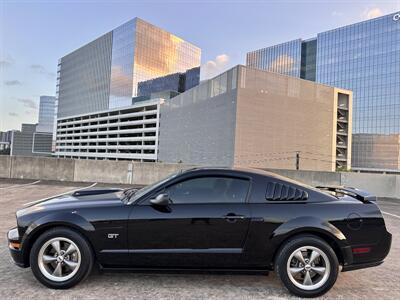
[55,99,162,161]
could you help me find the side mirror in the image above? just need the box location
[150,193,170,206]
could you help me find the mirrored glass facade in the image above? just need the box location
[36,96,56,133]
[135,66,200,100]
[57,18,201,117]
[246,12,400,170]
[316,14,400,135]
[246,39,302,77]
[352,133,400,170]
[301,39,317,81]
[133,19,201,99]
[109,19,136,108]
[57,32,113,118]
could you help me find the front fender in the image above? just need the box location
[21,211,95,256]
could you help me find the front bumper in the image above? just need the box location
[7,227,26,268]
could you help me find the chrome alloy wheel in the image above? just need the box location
[37,237,81,282]
[286,246,331,291]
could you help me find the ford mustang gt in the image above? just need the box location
[7,168,391,297]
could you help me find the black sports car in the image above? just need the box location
[7,168,391,297]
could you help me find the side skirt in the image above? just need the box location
[98,266,269,275]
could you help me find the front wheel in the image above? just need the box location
[275,235,339,298]
[30,227,93,289]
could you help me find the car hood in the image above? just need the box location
[17,189,124,218]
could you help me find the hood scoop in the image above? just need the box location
[72,188,122,197]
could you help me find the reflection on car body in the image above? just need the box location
[7,167,391,297]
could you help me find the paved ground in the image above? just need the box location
[0,179,399,299]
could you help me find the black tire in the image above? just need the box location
[275,235,339,298]
[30,227,94,289]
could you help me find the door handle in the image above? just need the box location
[223,213,245,223]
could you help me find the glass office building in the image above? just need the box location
[36,96,56,133]
[57,17,201,118]
[300,39,317,81]
[136,67,200,99]
[247,39,302,77]
[316,15,399,136]
[246,12,400,170]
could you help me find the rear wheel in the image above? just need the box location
[30,227,93,289]
[275,235,339,298]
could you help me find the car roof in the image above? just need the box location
[182,166,302,182]
[180,167,336,201]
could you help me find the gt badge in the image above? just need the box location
[107,233,119,239]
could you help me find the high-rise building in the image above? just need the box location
[10,96,55,157]
[246,11,400,171]
[54,18,200,161]
[56,17,201,118]
[247,39,302,77]
[158,66,352,172]
[36,96,56,133]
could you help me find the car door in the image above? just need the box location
[128,175,251,268]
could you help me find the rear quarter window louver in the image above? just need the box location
[266,182,308,201]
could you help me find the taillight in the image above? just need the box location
[352,247,371,254]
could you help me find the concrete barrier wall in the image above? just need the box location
[0,156,399,198]
[0,156,194,185]
[74,159,132,184]
[341,172,399,198]
[267,169,399,198]
[266,169,341,187]
[131,162,194,185]
[10,156,75,181]
[397,176,400,198]
[0,156,11,178]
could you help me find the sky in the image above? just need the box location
[1,0,399,131]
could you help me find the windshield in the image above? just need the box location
[123,171,181,204]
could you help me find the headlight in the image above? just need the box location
[7,227,19,241]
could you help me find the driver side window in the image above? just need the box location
[166,176,249,204]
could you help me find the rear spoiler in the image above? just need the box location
[316,186,377,203]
